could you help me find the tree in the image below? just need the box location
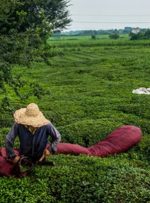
[0,0,71,65]
[0,0,71,34]
[0,0,71,111]
[129,32,144,40]
[109,33,119,39]
[144,29,150,39]
[129,29,150,40]
[91,30,97,39]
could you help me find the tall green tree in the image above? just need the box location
[0,0,71,111]
[0,0,71,65]
[0,0,71,35]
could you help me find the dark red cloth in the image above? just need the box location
[88,125,142,156]
[0,125,142,177]
[57,125,142,156]
[0,148,20,177]
[57,143,91,155]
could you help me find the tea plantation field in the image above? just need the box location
[0,36,150,202]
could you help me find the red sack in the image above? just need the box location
[0,147,24,177]
[57,125,142,157]
[57,143,91,155]
[0,148,20,177]
[88,125,142,156]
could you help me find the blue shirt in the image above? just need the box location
[5,123,61,161]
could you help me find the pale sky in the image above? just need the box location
[68,0,150,30]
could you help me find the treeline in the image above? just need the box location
[54,27,150,41]
[130,29,150,40]
[54,27,133,36]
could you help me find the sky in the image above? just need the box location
[68,0,150,30]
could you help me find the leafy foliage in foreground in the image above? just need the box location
[0,37,150,202]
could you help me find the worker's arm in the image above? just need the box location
[47,123,61,154]
[5,123,19,159]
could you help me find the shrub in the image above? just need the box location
[0,155,150,203]
[109,33,119,39]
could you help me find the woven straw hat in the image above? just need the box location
[14,103,50,127]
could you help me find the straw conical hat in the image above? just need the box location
[14,103,50,127]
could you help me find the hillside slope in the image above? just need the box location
[0,37,150,202]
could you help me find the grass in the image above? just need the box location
[0,36,150,202]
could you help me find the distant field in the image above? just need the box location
[50,33,129,41]
[0,36,150,202]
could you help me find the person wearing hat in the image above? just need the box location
[5,103,61,164]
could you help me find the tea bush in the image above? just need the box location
[0,155,150,203]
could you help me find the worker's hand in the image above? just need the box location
[39,149,50,162]
[44,149,50,157]
[12,155,20,164]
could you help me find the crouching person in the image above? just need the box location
[5,103,61,164]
